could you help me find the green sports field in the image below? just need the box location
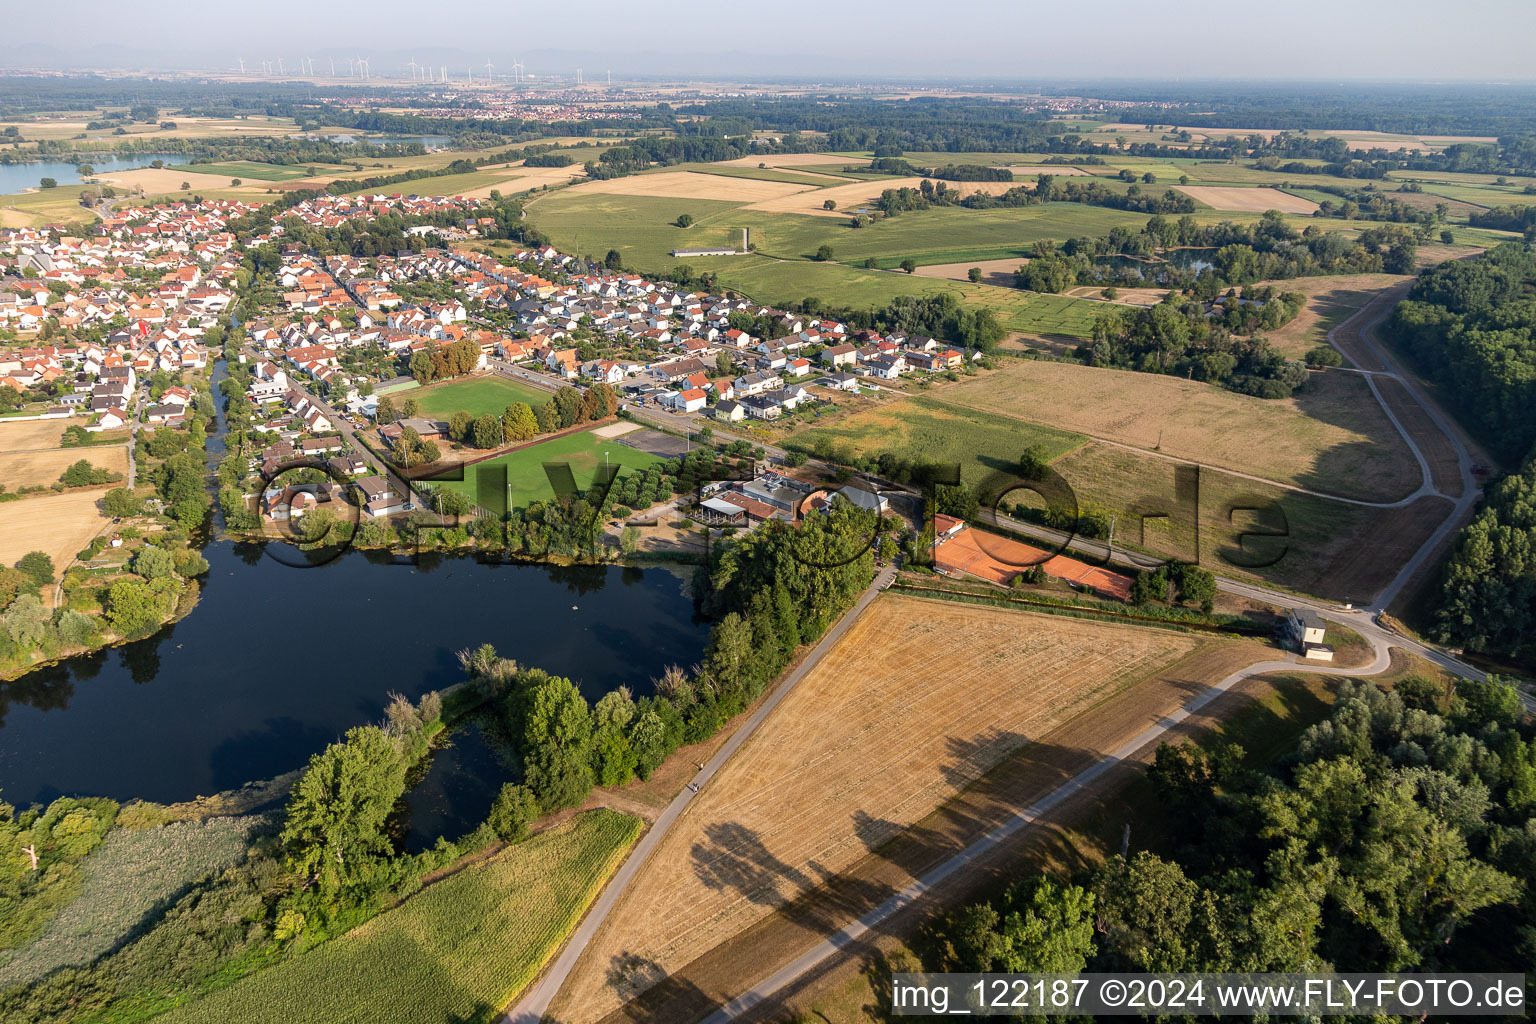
[160,809,642,1024]
[426,427,665,513]
[413,375,552,419]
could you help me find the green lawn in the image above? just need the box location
[167,161,314,182]
[413,376,551,419]
[159,810,642,1024]
[426,427,665,514]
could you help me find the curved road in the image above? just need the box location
[498,269,1521,1023]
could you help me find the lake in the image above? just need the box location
[0,548,708,814]
[0,154,179,195]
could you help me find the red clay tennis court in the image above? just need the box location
[933,525,1133,601]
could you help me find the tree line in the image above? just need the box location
[925,674,1533,983]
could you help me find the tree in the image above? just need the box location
[401,397,419,419]
[822,199,837,211]
[939,876,1097,972]
[502,401,539,441]
[15,551,54,588]
[900,258,917,274]
[605,249,623,270]
[375,395,398,423]
[132,545,176,581]
[39,178,57,189]
[813,244,834,262]
[472,413,503,449]
[230,178,242,187]
[281,726,407,894]
[448,409,472,442]
[487,783,538,842]
[674,213,694,228]
[104,578,169,637]
[1018,444,1051,482]
[629,709,669,780]
[620,525,639,555]
[968,267,982,283]
[1168,562,1216,612]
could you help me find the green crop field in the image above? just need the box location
[413,375,551,419]
[426,427,665,512]
[782,394,1088,486]
[159,809,642,1024]
[167,162,314,182]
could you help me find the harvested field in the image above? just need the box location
[0,489,108,574]
[744,177,1017,217]
[912,257,1023,286]
[1259,273,1411,359]
[558,595,1213,1023]
[1376,377,1462,496]
[1175,185,1319,215]
[0,419,68,452]
[458,165,586,199]
[573,171,813,203]
[720,153,874,169]
[0,446,127,491]
[936,359,1420,502]
[95,167,256,194]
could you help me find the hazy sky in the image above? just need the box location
[9,0,1536,81]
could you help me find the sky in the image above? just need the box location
[8,0,1536,81]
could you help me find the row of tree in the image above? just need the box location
[928,675,1534,980]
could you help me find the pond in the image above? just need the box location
[0,153,181,195]
[1091,247,1216,281]
[0,548,710,824]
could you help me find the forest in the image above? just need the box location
[1388,245,1536,663]
[926,675,1534,982]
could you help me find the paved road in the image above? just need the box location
[504,565,897,1024]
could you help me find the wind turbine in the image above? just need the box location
[440,66,447,83]
[277,57,284,75]
[360,58,369,81]
[329,57,335,77]
[237,57,245,74]
[346,57,354,76]
[406,59,418,81]
[484,59,494,82]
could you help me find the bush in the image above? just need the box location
[487,784,538,842]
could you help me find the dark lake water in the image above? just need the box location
[0,548,708,816]
[1092,247,1215,281]
[0,153,182,195]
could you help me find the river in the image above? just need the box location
[0,356,711,847]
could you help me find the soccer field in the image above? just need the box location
[413,375,553,419]
[425,428,664,513]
